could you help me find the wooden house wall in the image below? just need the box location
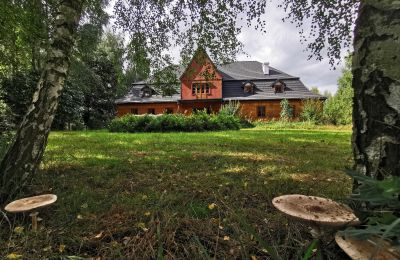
[116,102,179,117]
[180,51,223,101]
[116,99,310,120]
[238,99,304,120]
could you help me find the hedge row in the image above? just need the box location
[108,112,252,133]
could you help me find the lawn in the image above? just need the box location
[1,124,354,259]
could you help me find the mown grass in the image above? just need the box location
[0,124,353,259]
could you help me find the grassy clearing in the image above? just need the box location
[0,124,353,259]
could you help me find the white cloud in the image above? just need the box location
[236,2,347,94]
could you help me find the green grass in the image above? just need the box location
[0,124,353,259]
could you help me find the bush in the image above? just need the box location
[323,54,353,125]
[300,99,323,123]
[323,85,353,125]
[108,112,244,133]
[279,99,293,121]
[219,100,241,116]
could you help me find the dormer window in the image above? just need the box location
[143,89,152,97]
[141,85,154,98]
[272,80,286,94]
[192,83,211,95]
[243,82,255,94]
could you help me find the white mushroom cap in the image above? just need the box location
[335,233,399,260]
[4,194,57,213]
[272,194,359,227]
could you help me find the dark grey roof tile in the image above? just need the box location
[217,61,294,80]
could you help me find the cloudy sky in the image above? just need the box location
[234,3,349,94]
[107,1,351,94]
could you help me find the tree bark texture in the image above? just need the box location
[352,1,400,178]
[0,0,83,203]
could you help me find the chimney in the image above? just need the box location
[262,62,270,75]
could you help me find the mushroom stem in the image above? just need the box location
[29,212,39,231]
[309,225,323,239]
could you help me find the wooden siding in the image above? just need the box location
[238,99,305,120]
[116,102,179,117]
[180,50,222,101]
[116,99,313,121]
[179,101,222,115]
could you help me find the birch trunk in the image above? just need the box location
[0,0,83,203]
[352,1,400,178]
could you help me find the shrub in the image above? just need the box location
[300,99,323,123]
[279,99,293,121]
[219,100,241,116]
[323,85,353,125]
[323,54,353,125]
[108,112,244,133]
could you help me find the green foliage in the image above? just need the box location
[52,66,86,130]
[0,95,14,160]
[340,170,400,246]
[82,54,117,129]
[152,63,180,97]
[280,1,358,66]
[108,112,245,133]
[53,29,122,130]
[0,70,39,125]
[279,99,293,121]
[219,100,241,116]
[300,99,323,123]
[0,0,53,77]
[98,31,127,97]
[310,87,320,95]
[323,57,353,125]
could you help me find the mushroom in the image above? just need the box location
[4,194,57,231]
[272,194,359,237]
[335,233,399,260]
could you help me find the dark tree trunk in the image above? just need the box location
[0,0,83,203]
[352,1,400,179]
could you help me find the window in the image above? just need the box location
[273,80,286,94]
[192,83,211,95]
[165,108,173,114]
[148,108,155,114]
[257,106,266,117]
[143,89,152,97]
[243,82,254,94]
[131,108,138,115]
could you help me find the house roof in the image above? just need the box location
[116,57,325,104]
[217,61,295,80]
[222,78,323,101]
[115,84,180,104]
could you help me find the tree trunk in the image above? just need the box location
[352,1,400,179]
[0,0,83,203]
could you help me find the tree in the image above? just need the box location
[0,91,14,160]
[279,1,399,178]
[0,0,84,202]
[98,31,126,97]
[53,26,121,130]
[310,87,320,95]
[82,53,117,129]
[1,70,39,125]
[324,56,353,125]
[351,2,399,178]
[300,99,324,123]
